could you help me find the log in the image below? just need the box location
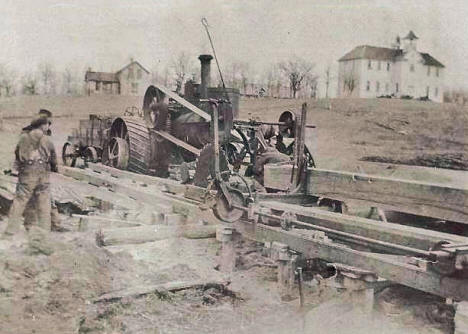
[72,214,144,232]
[260,201,467,251]
[93,278,229,303]
[264,165,468,223]
[97,224,217,246]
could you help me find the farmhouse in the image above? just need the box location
[337,31,445,102]
[85,59,151,96]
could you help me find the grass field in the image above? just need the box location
[0,95,466,183]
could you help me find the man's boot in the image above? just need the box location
[28,226,54,255]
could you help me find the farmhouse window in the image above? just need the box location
[396,83,399,92]
[96,82,100,91]
[385,83,389,92]
[366,81,370,91]
[387,62,390,71]
[377,61,381,70]
[368,60,372,70]
[128,69,134,80]
[426,86,430,96]
[427,66,431,76]
[436,68,439,77]
[376,81,380,92]
[132,83,138,94]
[137,69,142,79]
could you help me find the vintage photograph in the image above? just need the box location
[0,1,467,333]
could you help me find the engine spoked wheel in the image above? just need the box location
[62,142,77,167]
[107,137,129,169]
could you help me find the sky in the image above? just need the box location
[1,0,467,96]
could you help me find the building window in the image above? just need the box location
[387,62,390,71]
[396,83,399,92]
[376,81,380,92]
[95,82,100,91]
[426,86,430,97]
[435,87,438,97]
[410,64,415,72]
[436,68,440,77]
[368,60,372,70]
[427,66,431,76]
[385,83,389,92]
[128,69,134,80]
[131,83,138,94]
[137,69,142,80]
[377,61,381,70]
[366,81,370,91]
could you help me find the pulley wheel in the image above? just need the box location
[107,137,129,169]
[62,142,77,167]
[142,85,169,129]
[213,189,245,223]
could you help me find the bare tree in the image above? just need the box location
[22,72,38,95]
[172,52,193,94]
[0,64,16,97]
[278,56,315,98]
[343,72,358,95]
[61,67,81,95]
[324,66,332,98]
[38,62,57,95]
[306,74,319,98]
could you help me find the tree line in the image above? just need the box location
[0,53,326,99]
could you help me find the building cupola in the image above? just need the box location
[402,30,418,52]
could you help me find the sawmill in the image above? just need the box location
[56,43,468,306]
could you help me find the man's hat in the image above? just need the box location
[38,109,52,118]
[30,117,49,130]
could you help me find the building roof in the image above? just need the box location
[339,45,402,62]
[85,71,119,83]
[116,60,150,75]
[420,53,445,68]
[339,45,444,67]
[403,30,418,40]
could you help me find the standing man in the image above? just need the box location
[2,117,56,247]
[22,109,66,232]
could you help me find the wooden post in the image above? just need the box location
[275,244,298,300]
[332,265,377,314]
[292,103,307,187]
[218,226,236,273]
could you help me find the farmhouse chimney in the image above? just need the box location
[198,54,213,99]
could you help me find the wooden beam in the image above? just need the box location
[307,168,468,224]
[154,84,211,121]
[153,130,201,156]
[264,165,468,223]
[97,224,216,246]
[61,167,203,217]
[235,220,468,301]
[52,173,139,211]
[94,279,228,303]
[260,201,467,251]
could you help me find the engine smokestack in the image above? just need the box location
[198,54,213,99]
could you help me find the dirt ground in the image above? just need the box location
[0,95,466,333]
